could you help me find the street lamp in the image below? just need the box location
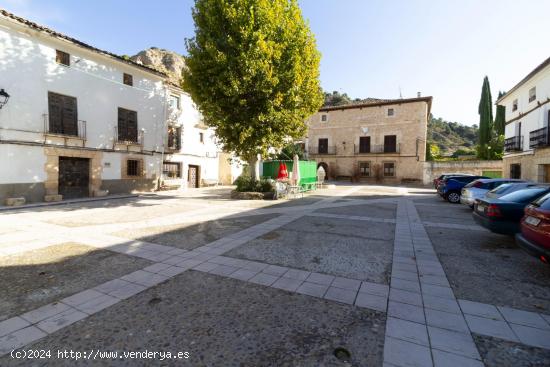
[0,89,10,109]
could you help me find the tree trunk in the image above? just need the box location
[247,156,259,180]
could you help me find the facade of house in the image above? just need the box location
[0,10,239,205]
[497,56,550,183]
[305,96,432,183]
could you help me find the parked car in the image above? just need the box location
[433,173,472,189]
[437,175,489,203]
[460,179,526,208]
[484,182,536,199]
[515,192,550,265]
[472,186,550,235]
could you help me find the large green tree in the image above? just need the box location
[477,76,494,159]
[183,0,323,177]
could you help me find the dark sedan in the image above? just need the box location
[472,186,550,235]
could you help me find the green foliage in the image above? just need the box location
[323,91,353,107]
[183,0,323,165]
[477,76,494,159]
[451,148,476,158]
[270,142,305,160]
[425,142,434,161]
[234,175,274,192]
[428,116,478,156]
[494,91,506,136]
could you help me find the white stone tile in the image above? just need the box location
[498,306,550,330]
[75,294,119,314]
[296,282,329,298]
[388,301,425,324]
[509,323,550,349]
[282,269,311,281]
[355,293,387,312]
[36,308,88,334]
[324,287,356,305]
[305,272,335,286]
[389,288,423,307]
[464,314,519,342]
[425,309,469,333]
[432,349,483,367]
[19,302,71,325]
[108,282,147,299]
[428,326,481,360]
[62,289,104,307]
[423,295,461,314]
[331,277,361,291]
[272,277,303,292]
[227,268,258,281]
[383,336,433,367]
[0,317,31,338]
[262,265,290,277]
[386,317,429,346]
[359,282,389,298]
[458,299,503,320]
[0,326,47,355]
[249,273,278,286]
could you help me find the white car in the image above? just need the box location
[460,179,526,208]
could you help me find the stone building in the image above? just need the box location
[497,56,550,182]
[305,96,432,183]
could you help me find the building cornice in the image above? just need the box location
[496,56,550,105]
[319,96,433,115]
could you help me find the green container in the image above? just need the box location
[262,160,318,190]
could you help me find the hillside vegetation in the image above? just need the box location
[428,116,478,156]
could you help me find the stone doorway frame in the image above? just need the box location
[44,147,103,201]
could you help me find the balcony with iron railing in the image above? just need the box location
[43,114,86,140]
[504,135,523,152]
[308,146,336,155]
[114,126,144,147]
[354,143,400,154]
[529,126,549,149]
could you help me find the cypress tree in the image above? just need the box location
[494,91,506,136]
[477,76,493,159]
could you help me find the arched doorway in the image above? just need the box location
[317,162,329,179]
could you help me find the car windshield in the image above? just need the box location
[488,183,517,194]
[498,187,549,203]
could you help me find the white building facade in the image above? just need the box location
[0,10,240,204]
[498,56,550,182]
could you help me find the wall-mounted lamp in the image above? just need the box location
[0,89,10,109]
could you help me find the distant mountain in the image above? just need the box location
[428,116,478,156]
[130,47,186,85]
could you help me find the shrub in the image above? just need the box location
[234,175,274,193]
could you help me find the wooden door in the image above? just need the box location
[384,135,397,153]
[58,157,90,199]
[318,138,328,154]
[359,136,371,153]
[188,165,200,188]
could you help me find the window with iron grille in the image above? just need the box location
[383,162,395,177]
[510,164,521,179]
[56,50,70,66]
[48,92,78,136]
[529,87,536,103]
[359,162,370,177]
[127,159,140,177]
[123,73,133,86]
[163,162,181,178]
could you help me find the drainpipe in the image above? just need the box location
[157,83,169,191]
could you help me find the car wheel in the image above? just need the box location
[446,192,460,203]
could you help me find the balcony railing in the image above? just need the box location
[504,135,523,152]
[43,114,86,139]
[529,127,549,149]
[354,143,400,154]
[114,126,144,146]
[308,146,336,155]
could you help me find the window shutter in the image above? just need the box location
[118,108,128,141]
[62,95,78,136]
[384,135,397,153]
[127,110,138,142]
[360,136,370,153]
[48,92,63,134]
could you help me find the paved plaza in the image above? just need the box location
[0,185,549,366]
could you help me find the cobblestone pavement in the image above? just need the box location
[0,184,549,366]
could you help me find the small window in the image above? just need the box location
[169,95,180,110]
[321,114,328,122]
[163,162,182,178]
[512,99,518,111]
[55,50,70,66]
[387,108,394,117]
[383,162,395,177]
[127,159,140,177]
[359,162,370,177]
[199,132,204,143]
[167,126,181,150]
[529,87,536,103]
[123,73,133,86]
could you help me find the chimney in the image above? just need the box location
[417,92,421,97]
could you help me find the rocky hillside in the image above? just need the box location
[428,116,478,156]
[130,47,186,85]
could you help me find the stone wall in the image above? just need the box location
[423,160,503,185]
[502,147,550,182]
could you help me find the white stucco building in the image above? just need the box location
[0,10,240,204]
[497,56,550,182]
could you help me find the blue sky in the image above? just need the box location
[1,0,549,125]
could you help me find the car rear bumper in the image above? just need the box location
[460,196,475,206]
[515,233,550,262]
[472,212,519,235]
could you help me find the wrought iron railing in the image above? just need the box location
[529,127,549,149]
[504,135,523,152]
[354,143,400,154]
[114,126,144,146]
[43,114,86,139]
[308,146,336,155]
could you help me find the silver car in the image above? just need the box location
[460,179,526,208]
